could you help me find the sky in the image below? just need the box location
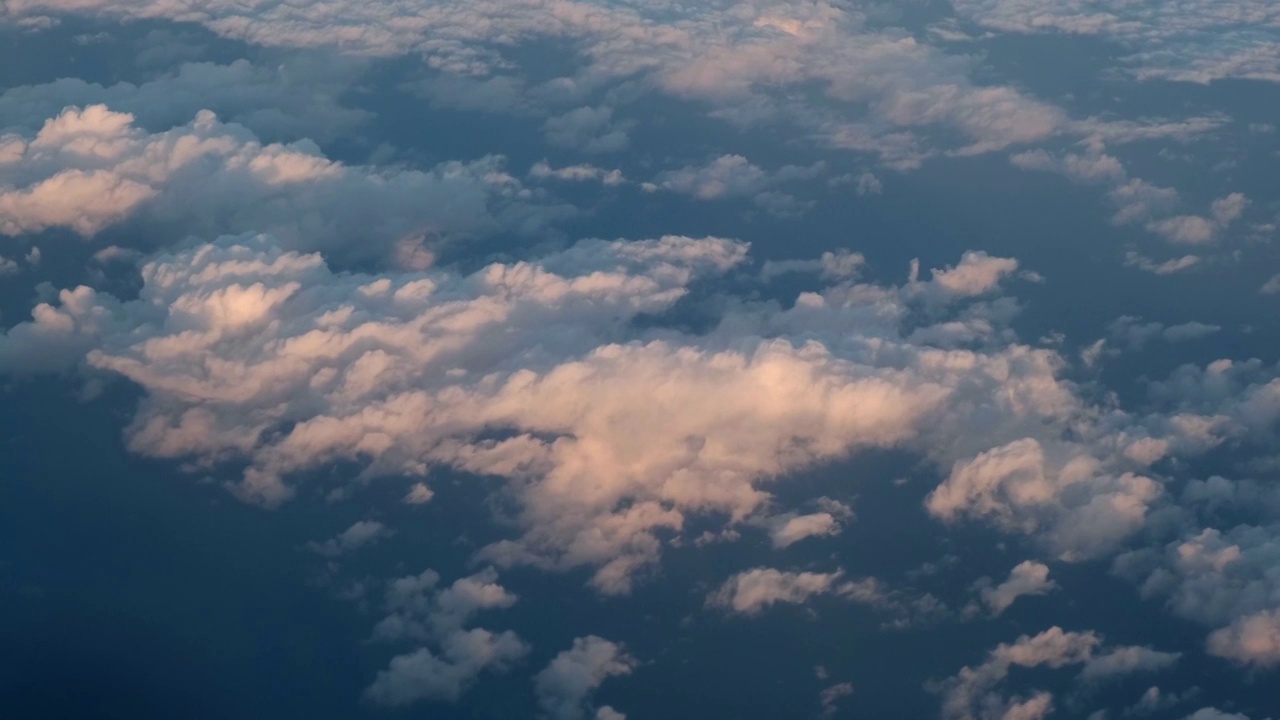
[1,2,1279,719]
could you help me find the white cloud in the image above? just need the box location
[364,627,528,706]
[0,105,570,266]
[0,229,1206,589]
[978,561,1058,615]
[708,568,851,615]
[363,568,525,707]
[937,627,1178,720]
[534,636,636,720]
[530,160,626,186]
[767,500,854,548]
[307,519,392,557]
[952,0,1280,84]
[0,0,1070,167]
[0,56,371,144]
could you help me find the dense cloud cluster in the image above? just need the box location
[2,0,1279,717]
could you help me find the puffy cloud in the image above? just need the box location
[978,561,1058,615]
[307,519,391,557]
[926,438,1162,561]
[1104,317,1221,353]
[0,228,1179,588]
[363,568,525,707]
[1011,149,1246,249]
[404,482,435,504]
[952,0,1280,84]
[0,0,1069,167]
[0,56,371,144]
[534,636,635,720]
[364,627,528,706]
[642,155,823,215]
[543,106,629,154]
[372,568,518,643]
[1116,521,1280,668]
[766,499,854,548]
[0,105,570,266]
[937,627,1177,720]
[708,568,852,615]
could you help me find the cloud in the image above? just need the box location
[0,0,1071,167]
[978,561,1058,615]
[1011,150,1247,249]
[926,438,1162,561]
[642,155,823,215]
[708,568,852,615]
[819,682,854,716]
[0,228,1200,589]
[0,55,372,144]
[363,568,526,707]
[759,250,865,283]
[364,628,529,706]
[543,106,629,154]
[766,499,854,548]
[0,105,570,266]
[952,0,1280,84]
[372,567,518,643]
[1183,710,1254,720]
[530,160,626,186]
[1123,252,1201,276]
[307,519,392,557]
[937,627,1178,720]
[404,482,435,504]
[1105,317,1221,352]
[534,636,636,720]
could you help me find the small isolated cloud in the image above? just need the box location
[977,560,1058,615]
[765,498,854,548]
[1124,251,1200,275]
[404,482,435,505]
[819,682,854,716]
[307,520,392,557]
[534,636,636,720]
[709,568,850,615]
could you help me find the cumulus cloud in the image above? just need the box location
[642,155,823,215]
[952,0,1280,84]
[534,636,636,720]
[0,227,1208,589]
[977,561,1058,615]
[0,0,1070,167]
[936,627,1178,720]
[364,627,528,706]
[0,55,371,143]
[766,499,854,548]
[708,568,854,615]
[363,568,526,707]
[1011,149,1246,248]
[307,519,392,557]
[0,105,570,266]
